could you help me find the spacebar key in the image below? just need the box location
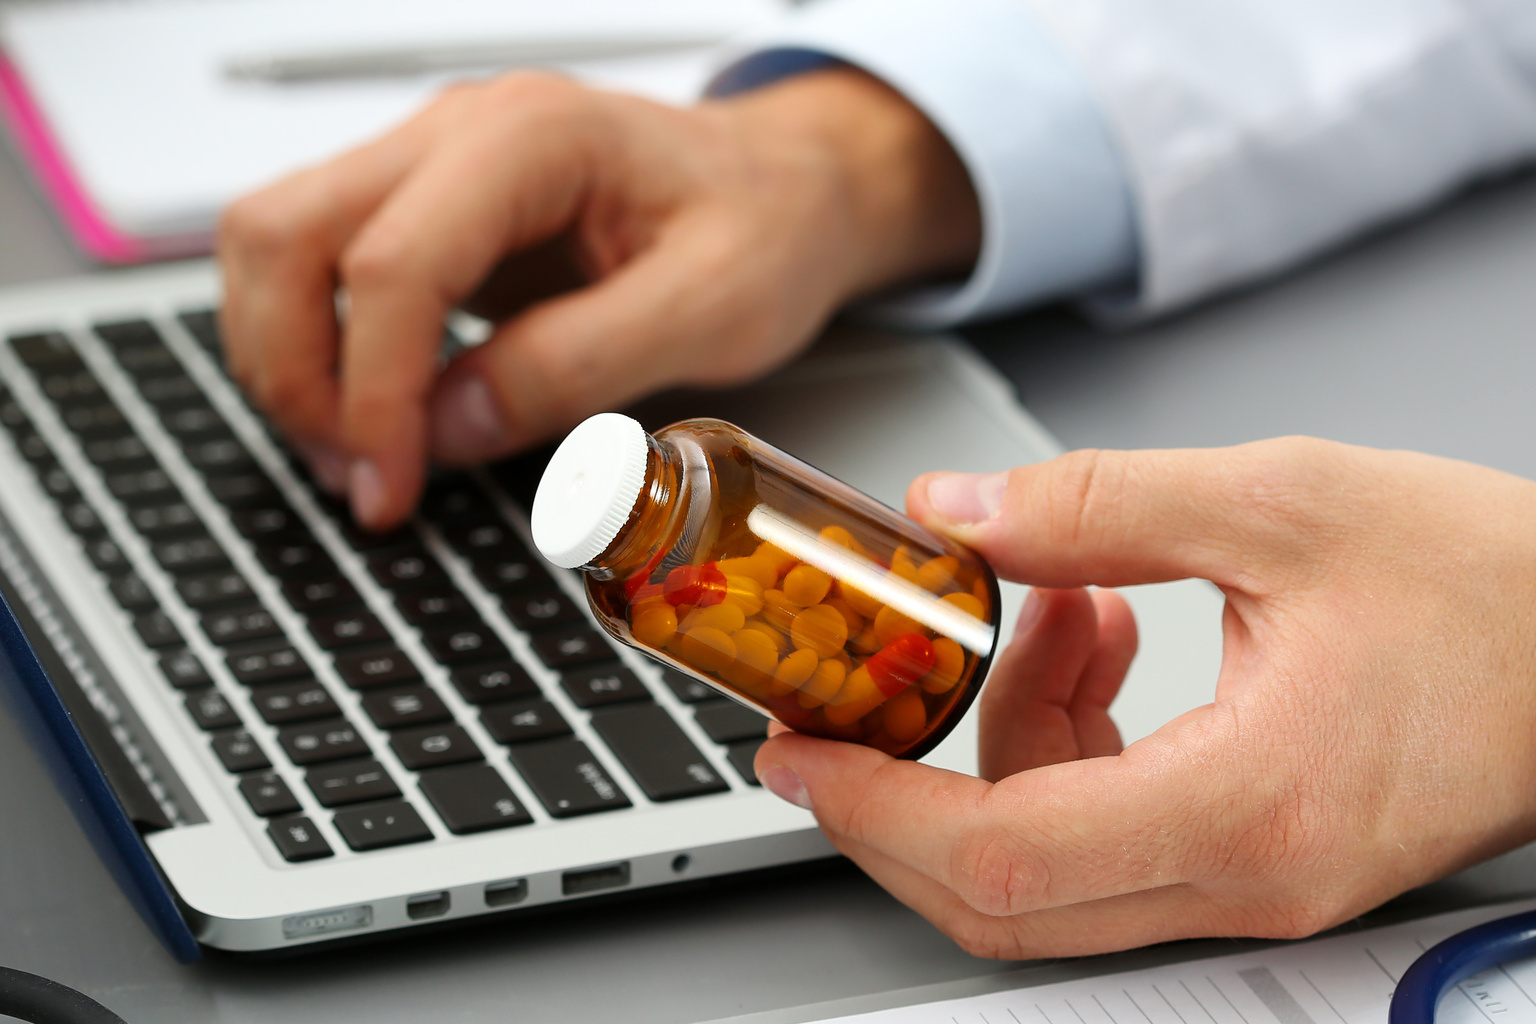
[589,704,729,802]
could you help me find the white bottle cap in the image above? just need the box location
[531,413,650,569]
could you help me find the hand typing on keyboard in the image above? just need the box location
[215,69,980,530]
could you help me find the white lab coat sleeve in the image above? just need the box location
[1025,0,1536,318]
[714,0,1536,324]
[709,0,1141,329]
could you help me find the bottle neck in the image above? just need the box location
[585,437,688,581]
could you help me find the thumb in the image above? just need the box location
[907,440,1335,590]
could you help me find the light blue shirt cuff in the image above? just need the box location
[710,0,1139,328]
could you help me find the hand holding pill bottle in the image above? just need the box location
[531,414,1000,759]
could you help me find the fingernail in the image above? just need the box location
[1016,588,1044,635]
[926,471,1008,525]
[349,459,386,527]
[432,372,508,462]
[759,765,811,810]
[293,441,350,497]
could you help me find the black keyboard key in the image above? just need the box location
[59,500,106,537]
[176,570,254,608]
[726,738,765,786]
[60,401,130,438]
[448,661,539,705]
[590,704,729,802]
[32,461,78,502]
[366,547,446,589]
[531,627,613,669]
[278,718,370,765]
[183,436,256,476]
[308,609,390,650]
[206,471,279,506]
[281,573,361,613]
[36,367,104,406]
[306,758,400,808]
[229,503,305,541]
[420,622,510,666]
[694,700,770,744]
[393,587,475,627]
[226,643,311,685]
[202,605,282,646]
[361,686,451,729]
[93,318,164,351]
[389,724,481,770]
[503,591,583,632]
[418,763,531,834]
[443,521,520,557]
[239,773,301,816]
[153,534,229,574]
[509,739,631,818]
[113,341,181,380]
[560,663,650,709]
[128,501,201,538]
[267,815,332,861]
[211,730,271,772]
[250,679,338,724]
[470,551,552,595]
[185,688,242,730]
[84,536,130,573]
[136,373,203,408]
[134,610,184,649]
[659,667,714,703]
[331,520,416,554]
[332,801,431,851]
[0,392,30,430]
[160,403,228,442]
[9,331,77,368]
[159,648,211,689]
[81,435,155,473]
[13,429,54,464]
[177,309,221,357]
[105,467,179,505]
[421,479,497,526]
[479,699,571,745]
[333,647,420,689]
[254,539,335,578]
[108,572,157,611]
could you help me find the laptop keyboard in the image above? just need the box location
[0,313,767,863]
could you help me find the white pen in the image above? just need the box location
[223,32,732,84]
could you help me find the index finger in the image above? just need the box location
[756,721,1227,920]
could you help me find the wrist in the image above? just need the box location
[713,68,981,302]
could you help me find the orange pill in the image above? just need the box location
[790,603,849,658]
[762,589,799,631]
[973,576,990,605]
[818,524,865,555]
[723,628,780,693]
[825,596,864,636]
[676,626,736,674]
[739,618,789,655]
[940,591,986,620]
[782,564,833,606]
[882,689,928,743]
[917,555,960,593]
[770,647,818,696]
[682,602,746,636]
[848,624,881,656]
[922,637,966,694]
[796,658,846,708]
[837,579,884,619]
[825,666,884,725]
[630,603,677,649]
[717,556,777,590]
[722,574,765,616]
[754,541,797,579]
[873,604,928,647]
[889,546,922,584]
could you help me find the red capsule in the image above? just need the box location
[623,549,668,600]
[865,633,936,697]
[663,563,727,607]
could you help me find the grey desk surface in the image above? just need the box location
[1,134,1535,1024]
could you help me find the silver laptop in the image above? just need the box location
[0,259,1222,957]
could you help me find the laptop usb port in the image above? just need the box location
[406,892,450,920]
[562,862,630,896]
[484,879,528,907]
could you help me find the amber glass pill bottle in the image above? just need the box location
[531,414,1000,760]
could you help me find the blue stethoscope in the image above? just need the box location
[1389,909,1536,1024]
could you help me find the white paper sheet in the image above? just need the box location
[811,899,1536,1024]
